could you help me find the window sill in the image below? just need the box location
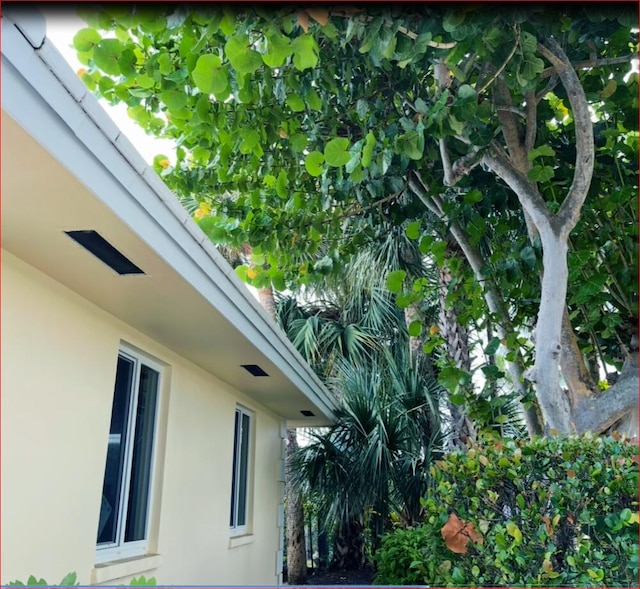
[228,534,254,549]
[91,554,162,584]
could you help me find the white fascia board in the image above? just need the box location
[1,13,337,420]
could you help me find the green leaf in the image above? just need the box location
[117,48,138,77]
[484,337,501,356]
[396,131,424,160]
[408,320,423,337]
[286,94,306,112]
[93,38,125,75]
[528,165,554,183]
[225,35,263,75]
[386,269,407,293]
[58,572,78,586]
[520,245,536,269]
[276,170,289,199]
[361,131,376,168]
[191,54,228,95]
[73,28,101,52]
[452,84,478,121]
[292,34,319,70]
[405,221,421,240]
[290,133,308,152]
[305,151,325,176]
[160,90,187,111]
[527,144,556,161]
[271,270,286,291]
[324,138,351,167]
[262,31,294,68]
[306,89,322,111]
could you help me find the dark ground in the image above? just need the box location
[287,568,376,586]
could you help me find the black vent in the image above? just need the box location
[300,410,315,417]
[65,230,144,275]
[241,364,269,377]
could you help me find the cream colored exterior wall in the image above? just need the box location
[1,250,283,585]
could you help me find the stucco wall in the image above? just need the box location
[1,250,283,585]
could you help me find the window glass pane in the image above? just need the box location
[124,364,159,542]
[230,410,240,527]
[237,412,250,526]
[97,355,134,545]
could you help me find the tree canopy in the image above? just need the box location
[74,3,638,436]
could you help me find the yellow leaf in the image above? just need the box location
[549,428,558,436]
[552,514,561,527]
[630,512,639,524]
[429,324,440,335]
[77,68,87,78]
[158,158,170,169]
[247,267,259,280]
[479,454,489,467]
[542,559,553,573]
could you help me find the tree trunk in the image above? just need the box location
[256,284,308,584]
[404,301,424,364]
[285,428,308,584]
[438,253,477,448]
[331,518,366,571]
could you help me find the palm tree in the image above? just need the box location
[291,346,443,568]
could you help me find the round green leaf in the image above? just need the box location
[408,320,423,337]
[305,151,325,176]
[324,137,351,167]
[192,54,224,94]
[405,221,421,240]
[72,28,101,53]
[225,35,263,75]
[117,48,138,77]
[93,38,125,75]
[286,94,306,112]
[160,90,188,111]
[386,269,406,293]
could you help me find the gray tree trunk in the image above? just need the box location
[285,428,307,584]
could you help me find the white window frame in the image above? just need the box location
[95,345,162,563]
[230,406,253,537]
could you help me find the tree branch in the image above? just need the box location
[524,91,537,153]
[573,354,639,434]
[482,144,551,231]
[440,142,483,187]
[540,54,637,79]
[537,38,595,236]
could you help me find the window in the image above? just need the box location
[230,406,252,534]
[96,346,161,561]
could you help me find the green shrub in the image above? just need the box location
[374,433,639,587]
[7,572,156,586]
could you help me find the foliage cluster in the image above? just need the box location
[6,573,156,586]
[374,434,639,586]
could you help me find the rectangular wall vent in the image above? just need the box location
[241,364,269,377]
[300,410,315,417]
[65,230,144,275]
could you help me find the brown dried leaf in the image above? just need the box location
[297,11,309,33]
[441,512,483,555]
[307,7,330,26]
